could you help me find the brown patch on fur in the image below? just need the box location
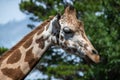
[25,47,39,69]
[37,26,44,35]
[66,48,71,52]
[0,17,53,63]
[56,34,59,45]
[64,41,69,46]
[72,48,77,52]
[23,37,33,49]
[61,35,64,41]
[36,36,44,49]
[78,21,88,41]
[84,44,88,50]
[61,45,65,49]
[46,23,50,31]
[81,32,88,41]
[7,49,22,64]
[37,17,53,35]
[1,66,24,80]
[78,25,84,33]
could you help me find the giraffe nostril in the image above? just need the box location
[92,49,98,54]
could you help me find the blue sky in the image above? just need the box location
[0,0,39,48]
[0,0,26,24]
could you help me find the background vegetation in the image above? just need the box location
[1,0,120,80]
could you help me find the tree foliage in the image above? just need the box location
[0,47,8,55]
[19,0,120,80]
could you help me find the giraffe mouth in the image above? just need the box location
[85,53,100,63]
[75,50,100,63]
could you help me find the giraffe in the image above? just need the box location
[0,6,100,80]
[58,6,100,63]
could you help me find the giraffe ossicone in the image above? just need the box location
[0,6,100,80]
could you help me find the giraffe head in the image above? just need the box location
[58,6,100,63]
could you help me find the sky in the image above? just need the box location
[0,0,26,24]
[0,0,39,48]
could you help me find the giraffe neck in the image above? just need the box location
[0,16,58,80]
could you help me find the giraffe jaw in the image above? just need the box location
[78,52,100,63]
[74,50,100,63]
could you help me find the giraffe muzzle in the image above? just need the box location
[85,52,100,63]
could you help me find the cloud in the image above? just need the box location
[0,0,26,24]
[0,18,39,48]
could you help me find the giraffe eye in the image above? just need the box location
[63,27,72,34]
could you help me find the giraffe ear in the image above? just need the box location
[51,14,61,22]
[51,14,61,29]
[49,15,61,37]
[46,14,61,35]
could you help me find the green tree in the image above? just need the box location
[0,47,8,55]
[20,0,120,80]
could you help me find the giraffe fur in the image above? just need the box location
[0,6,100,80]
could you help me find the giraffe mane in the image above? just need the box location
[0,16,54,62]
